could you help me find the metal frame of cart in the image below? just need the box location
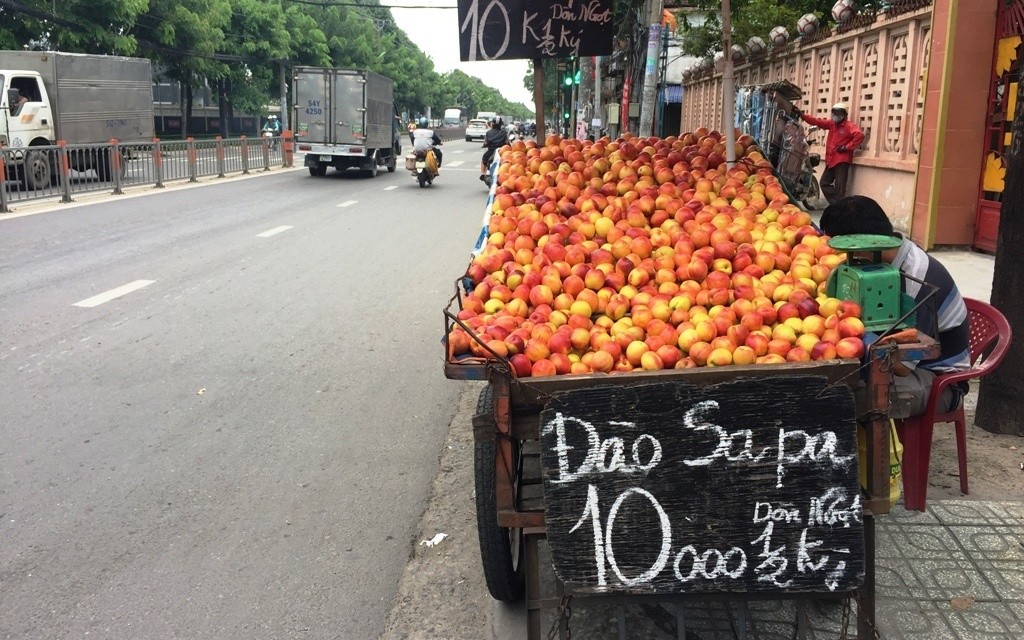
[444,285,939,639]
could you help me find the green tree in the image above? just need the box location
[0,0,147,54]
[137,0,232,137]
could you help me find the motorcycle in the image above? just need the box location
[262,129,279,151]
[406,143,441,188]
[771,112,822,210]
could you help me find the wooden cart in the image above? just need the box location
[444,287,938,639]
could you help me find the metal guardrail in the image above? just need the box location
[0,134,292,212]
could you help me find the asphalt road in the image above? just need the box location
[0,141,491,639]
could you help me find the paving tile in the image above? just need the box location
[883,504,943,527]
[875,599,959,640]
[877,556,999,601]
[949,526,1024,561]
[876,524,972,561]
[930,501,1024,527]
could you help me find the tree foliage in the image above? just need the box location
[0,0,531,125]
[679,0,885,58]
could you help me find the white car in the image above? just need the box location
[465,119,488,141]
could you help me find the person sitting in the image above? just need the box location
[10,89,28,115]
[818,196,971,418]
[480,119,508,182]
[262,114,281,134]
[412,124,442,168]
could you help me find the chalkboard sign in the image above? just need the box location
[457,0,614,62]
[540,376,864,595]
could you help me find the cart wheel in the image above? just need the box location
[474,386,525,602]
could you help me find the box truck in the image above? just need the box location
[0,50,155,188]
[293,67,402,177]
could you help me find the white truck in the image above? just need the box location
[293,67,401,177]
[0,51,155,188]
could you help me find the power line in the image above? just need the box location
[283,0,455,8]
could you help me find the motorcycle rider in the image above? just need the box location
[795,102,864,202]
[412,122,443,169]
[480,119,508,183]
[262,114,281,135]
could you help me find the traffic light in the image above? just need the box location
[574,69,581,85]
[563,70,581,86]
[564,75,573,86]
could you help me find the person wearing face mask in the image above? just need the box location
[795,102,864,202]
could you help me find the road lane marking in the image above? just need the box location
[257,225,293,238]
[337,200,358,208]
[73,280,155,308]
[384,185,398,191]
[447,160,466,167]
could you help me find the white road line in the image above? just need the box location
[383,185,398,191]
[337,200,358,208]
[73,280,155,308]
[447,160,466,167]
[451,149,466,153]
[257,225,293,238]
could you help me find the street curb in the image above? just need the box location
[0,162,307,222]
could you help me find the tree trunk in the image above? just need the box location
[185,84,194,140]
[217,77,230,138]
[976,74,1024,434]
[179,81,188,139]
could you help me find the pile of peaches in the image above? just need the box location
[447,130,865,377]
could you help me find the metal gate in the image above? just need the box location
[974,0,1024,252]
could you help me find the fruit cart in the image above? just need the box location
[444,293,937,639]
[444,130,939,638]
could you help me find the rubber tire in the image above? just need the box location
[386,149,397,173]
[803,174,822,211]
[308,165,327,177]
[363,151,378,178]
[474,387,525,602]
[418,170,429,188]
[24,149,52,190]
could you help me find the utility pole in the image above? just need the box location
[279,62,289,132]
[594,56,603,137]
[638,0,664,137]
[722,0,736,165]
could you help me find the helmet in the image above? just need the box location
[831,102,848,113]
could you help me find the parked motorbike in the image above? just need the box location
[406,143,440,187]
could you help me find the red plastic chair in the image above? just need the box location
[896,298,1012,511]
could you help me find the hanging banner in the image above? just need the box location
[458,0,614,62]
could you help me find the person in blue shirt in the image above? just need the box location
[819,196,971,418]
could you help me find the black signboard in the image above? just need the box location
[540,376,864,595]
[457,0,614,62]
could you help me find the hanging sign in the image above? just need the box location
[458,0,614,62]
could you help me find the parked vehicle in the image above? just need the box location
[465,118,489,141]
[293,67,401,177]
[0,50,155,188]
[442,107,462,127]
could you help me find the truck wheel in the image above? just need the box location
[24,149,53,190]
[308,165,327,177]
[386,150,397,173]
[362,151,378,178]
[474,387,525,602]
